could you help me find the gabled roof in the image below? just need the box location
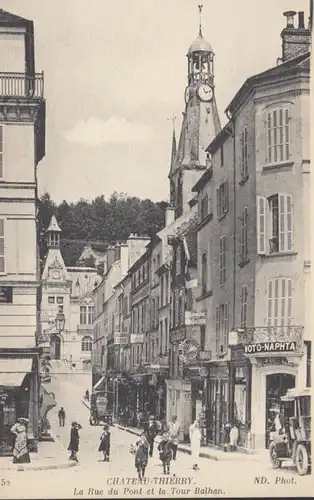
[0,9,31,26]
[226,51,310,116]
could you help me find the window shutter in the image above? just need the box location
[0,219,4,273]
[278,193,293,252]
[215,306,220,354]
[223,303,229,350]
[0,126,3,179]
[257,197,267,254]
[216,188,220,217]
[225,181,229,212]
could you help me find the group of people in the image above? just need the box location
[129,414,202,480]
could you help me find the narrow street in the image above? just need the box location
[0,373,308,499]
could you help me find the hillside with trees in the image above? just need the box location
[37,192,168,266]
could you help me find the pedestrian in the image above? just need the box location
[230,423,239,452]
[158,431,172,475]
[146,415,158,457]
[189,419,201,470]
[130,432,149,481]
[58,407,66,427]
[10,418,30,464]
[223,422,231,452]
[98,424,110,461]
[168,415,180,460]
[85,389,89,401]
[67,422,81,462]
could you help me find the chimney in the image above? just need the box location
[115,243,121,261]
[107,245,115,270]
[281,10,311,62]
[165,206,175,227]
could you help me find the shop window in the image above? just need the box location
[81,336,92,352]
[48,296,55,304]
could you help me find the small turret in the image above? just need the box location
[46,215,61,248]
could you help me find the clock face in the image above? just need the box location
[184,86,190,104]
[198,84,213,102]
[52,270,61,280]
[178,339,200,363]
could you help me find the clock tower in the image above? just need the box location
[169,5,221,219]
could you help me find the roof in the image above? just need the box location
[0,9,32,26]
[192,166,213,193]
[188,30,213,54]
[47,215,61,233]
[206,121,233,155]
[226,51,310,116]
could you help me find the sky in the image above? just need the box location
[2,0,310,204]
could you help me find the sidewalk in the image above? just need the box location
[0,435,77,471]
[81,399,266,463]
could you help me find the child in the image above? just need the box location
[98,424,110,461]
[158,432,172,475]
[130,433,149,481]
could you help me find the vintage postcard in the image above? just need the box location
[0,0,312,498]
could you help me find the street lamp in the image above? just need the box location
[55,306,65,334]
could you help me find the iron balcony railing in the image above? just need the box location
[229,325,304,353]
[0,72,44,99]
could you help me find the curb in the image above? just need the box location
[0,461,78,472]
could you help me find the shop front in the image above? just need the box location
[0,351,40,455]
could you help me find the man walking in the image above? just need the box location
[58,407,66,427]
[146,415,158,458]
[168,415,180,460]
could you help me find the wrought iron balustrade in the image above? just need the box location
[0,72,44,98]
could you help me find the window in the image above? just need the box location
[80,306,87,325]
[156,253,161,270]
[215,304,229,354]
[88,305,94,324]
[216,181,229,218]
[305,341,311,387]
[81,336,92,352]
[0,126,3,179]
[58,305,64,313]
[241,127,248,179]
[165,318,168,355]
[160,275,164,306]
[179,289,184,325]
[267,108,290,164]
[240,285,248,328]
[201,252,208,295]
[240,207,248,262]
[200,325,205,351]
[165,272,169,304]
[200,194,209,220]
[160,321,163,355]
[48,296,55,304]
[267,277,292,326]
[175,246,181,275]
[220,145,224,167]
[57,297,63,304]
[219,236,227,285]
[257,194,293,254]
[0,218,4,273]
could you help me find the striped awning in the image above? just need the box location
[0,358,33,387]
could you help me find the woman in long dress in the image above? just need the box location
[10,418,30,464]
[68,422,81,462]
[98,424,110,462]
[189,420,201,470]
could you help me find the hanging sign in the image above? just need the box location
[244,341,296,354]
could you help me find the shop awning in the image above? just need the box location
[0,358,33,387]
[93,375,106,390]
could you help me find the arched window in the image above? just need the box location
[81,336,93,352]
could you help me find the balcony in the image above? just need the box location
[0,72,44,99]
[229,326,304,355]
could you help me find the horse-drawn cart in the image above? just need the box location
[89,391,113,426]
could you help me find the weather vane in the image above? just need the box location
[167,115,176,131]
[198,4,203,35]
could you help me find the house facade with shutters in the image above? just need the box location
[198,11,311,450]
[0,10,45,455]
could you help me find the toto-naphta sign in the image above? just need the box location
[244,341,297,354]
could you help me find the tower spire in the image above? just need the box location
[198,4,203,37]
[168,115,177,175]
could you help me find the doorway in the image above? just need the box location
[265,373,295,448]
[50,335,61,360]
